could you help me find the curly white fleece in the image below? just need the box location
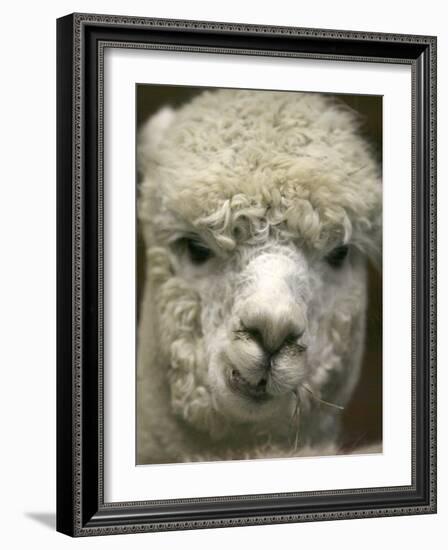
[137,89,382,464]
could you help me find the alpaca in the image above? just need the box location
[137,89,382,464]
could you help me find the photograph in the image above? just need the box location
[0,0,444,546]
[136,86,383,465]
[56,12,436,535]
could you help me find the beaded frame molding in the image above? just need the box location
[56,13,437,537]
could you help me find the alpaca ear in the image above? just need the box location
[137,106,176,175]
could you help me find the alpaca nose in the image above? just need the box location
[239,300,306,354]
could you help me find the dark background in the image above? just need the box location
[136,85,383,449]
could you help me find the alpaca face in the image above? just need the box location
[138,89,380,439]
[162,229,367,427]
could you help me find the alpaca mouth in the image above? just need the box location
[227,368,272,402]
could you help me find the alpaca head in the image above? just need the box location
[138,89,381,439]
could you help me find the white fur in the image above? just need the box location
[137,90,382,463]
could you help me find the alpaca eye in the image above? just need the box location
[325,245,349,268]
[184,238,214,265]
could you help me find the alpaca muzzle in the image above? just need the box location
[226,252,309,401]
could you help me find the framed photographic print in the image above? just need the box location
[56,13,437,536]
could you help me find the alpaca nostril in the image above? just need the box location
[283,330,304,347]
[242,325,264,346]
[238,295,307,354]
[240,318,305,355]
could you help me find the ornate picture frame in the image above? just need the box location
[56,13,437,536]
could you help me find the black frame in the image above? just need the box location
[57,13,437,537]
